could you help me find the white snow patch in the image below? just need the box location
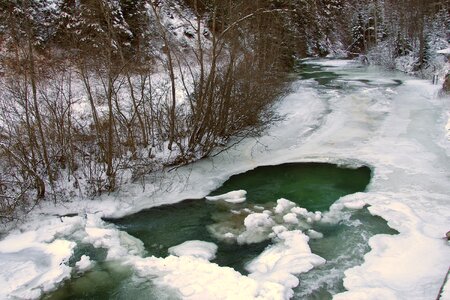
[132,255,289,299]
[237,213,275,244]
[75,255,93,272]
[168,240,218,261]
[247,230,326,296]
[206,190,247,203]
[283,213,299,224]
[274,198,296,214]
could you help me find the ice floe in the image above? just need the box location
[168,240,218,261]
[205,190,247,203]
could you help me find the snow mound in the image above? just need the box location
[237,212,275,244]
[168,240,218,261]
[206,190,247,203]
[247,230,326,295]
[75,255,93,272]
[132,255,290,299]
[0,217,81,299]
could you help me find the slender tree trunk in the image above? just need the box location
[150,2,177,151]
[25,0,54,194]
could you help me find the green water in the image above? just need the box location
[295,63,341,86]
[211,163,371,211]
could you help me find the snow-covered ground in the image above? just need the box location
[1,59,449,299]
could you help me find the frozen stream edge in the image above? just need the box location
[1,60,449,299]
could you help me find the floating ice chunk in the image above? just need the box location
[263,210,273,215]
[244,212,275,229]
[224,232,235,239]
[313,211,322,221]
[291,206,308,216]
[237,213,275,244]
[247,230,326,293]
[344,200,366,210]
[274,198,296,214]
[272,225,288,235]
[307,229,324,239]
[75,255,93,272]
[168,240,218,261]
[83,214,145,259]
[132,255,289,299]
[283,213,299,224]
[205,190,247,203]
[270,225,288,238]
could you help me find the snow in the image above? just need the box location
[168,240,218,261]
[1,59,450,299]
[237,212,275,244]
[75,255,93,272]
[0,217,79,299]
[440,275,450,300]
[283,213,299,224]
[131,255,288,299]
[205,190,247,203]
[247,230,326,295]
[437,48,450,55]
[274,198,296,214]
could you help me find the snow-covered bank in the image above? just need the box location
[1,59,449,299]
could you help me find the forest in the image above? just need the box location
[0,0,448,221]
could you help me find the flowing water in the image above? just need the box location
[45,60,401,299]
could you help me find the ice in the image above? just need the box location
[274,198,296,214]
[131,255,289,299]
[0,238,75,299]
[75,255,93,272]
[83,214,145,259]
[205,190,247,203]
[237,212,275,244]
[168,240,218,261]
[291,207,308,216]
[302,59,355,68]
[247,230,326,296]
[283,213,299,224]
[306,229,324,239]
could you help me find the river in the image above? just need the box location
[1,59,449,300]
